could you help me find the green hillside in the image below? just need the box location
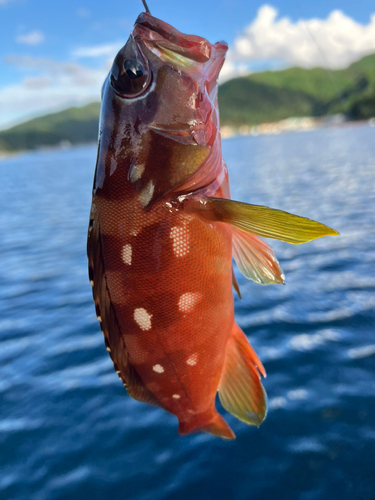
[218,78,316,126]
[0,102,101,152]
[1,54,374,152]
[219,53,375,126]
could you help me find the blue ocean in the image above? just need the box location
[1,124,374,500]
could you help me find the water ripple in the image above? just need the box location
[1,128,375,500]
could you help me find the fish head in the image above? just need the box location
[95,13,228,205]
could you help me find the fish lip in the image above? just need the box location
[133,12,211,63]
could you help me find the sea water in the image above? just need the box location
[1,124,374,500]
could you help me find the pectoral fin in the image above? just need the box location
[194,197,339,244]
[219,324,267,426]
[232,226,285,284]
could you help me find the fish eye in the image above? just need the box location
[110,36,151,98]
[124,59,144,78]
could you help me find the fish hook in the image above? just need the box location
[141,0,151,14]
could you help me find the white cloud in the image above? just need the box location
[0,55,110,129]
[219,61,250,82]
[221,5,375,81]
[3,6,375,127]
[16,30,45,46]
[72,42,122,58]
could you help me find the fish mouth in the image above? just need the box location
[133,12,212,63]
[149,125,196,139]
[149,117,215,147]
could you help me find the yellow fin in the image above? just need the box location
[195,197,339,245]
[219,324,267,427]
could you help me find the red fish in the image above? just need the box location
[87,12,338,439]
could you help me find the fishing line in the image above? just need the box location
[141,0,151,14]
[295,0,344,111]
[301,20,341,98]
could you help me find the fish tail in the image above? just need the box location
[200,412,236,439]
[178,410,235,440]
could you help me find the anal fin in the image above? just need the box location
[219,324,267,427]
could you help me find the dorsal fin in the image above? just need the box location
[87,214,160,407]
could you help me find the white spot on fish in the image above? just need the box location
[121,244,132,265]
[178,292,202,313]
[182,214,194,222]
[139,180,154,207]
[170,226,190,257]
[106,346,111,352]
[153,364,164,373]
[90,280,94,286]
[130,163,145,183]
[134,308,152,331]
[97,316,102,322]
[186,353,198,366]
[172,394,180,399]
[110,157,117,177]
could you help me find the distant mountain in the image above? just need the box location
[0,103,100,152]
[1,54,374,152]
[219,53,375,126]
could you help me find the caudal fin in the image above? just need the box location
[219,324,267,427]
[201,412,236,439]
[178,410,235,439]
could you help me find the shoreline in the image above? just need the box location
[1,118,374,161]
[221,116,375,139]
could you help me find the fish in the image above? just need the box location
[87,11,339,439]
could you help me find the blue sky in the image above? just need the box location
[1,0,375,129]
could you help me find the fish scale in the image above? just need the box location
[87,10,338,438]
